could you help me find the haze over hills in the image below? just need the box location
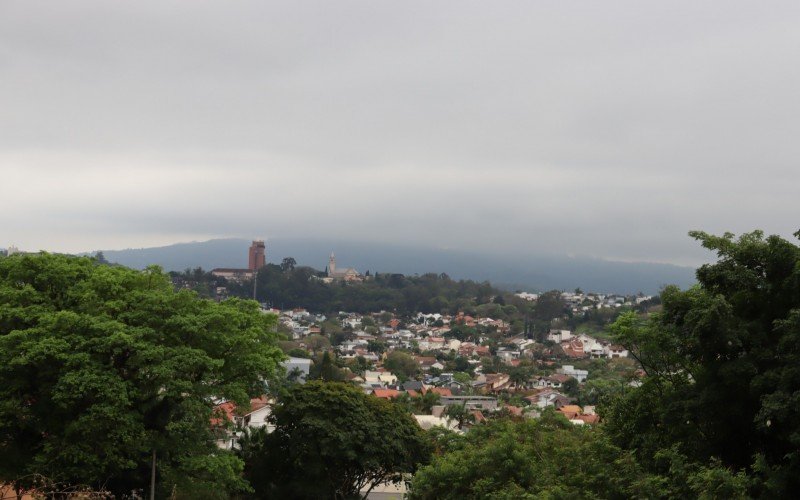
[94,238,696,295]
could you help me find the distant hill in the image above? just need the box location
[93,238,696,295]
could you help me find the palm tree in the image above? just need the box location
[445,403,475,430]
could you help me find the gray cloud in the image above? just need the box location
[1,1,799,265]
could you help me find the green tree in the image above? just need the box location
[0,253,284,497]
[241,381,431,498]
[280,257,297,272]
[309,351,345,382]
[384,351,419,381]
[453,371,473,386]
[349,355,372,376]
[444,403,475,430]
[287,347,311,359]
[451,356,472,374]
[534,290,566,323]
[562,377,580,397]
[93,251,109,265]
[413,391,441,414]
[411,412,653,499]
[506,366,531,389]
[603,230,800,497]
[367,339,386,354]
[304,334,331,355]
[445,325,476,342]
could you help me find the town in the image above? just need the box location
[199,242,647,453]
[2,230,795,499]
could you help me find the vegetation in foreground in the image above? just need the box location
[0,254,284,498]
[1,229,798,498]
[238,381,430,499]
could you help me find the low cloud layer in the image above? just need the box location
[2,1,798,266]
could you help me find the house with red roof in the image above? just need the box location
[371,388,401,400]
[561,339,587,358]
[213,396,273,450]
[427,387,452,397]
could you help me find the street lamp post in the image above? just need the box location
[252,268,258,302]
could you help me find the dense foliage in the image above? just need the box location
[411,411,748,499]
[171,261,643,340]
[603,230,800,497]
[411,411,640,499]
[0,253,284,497]
[230,264,503,315]
[239,381,431,499]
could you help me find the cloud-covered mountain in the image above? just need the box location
[94,238,695,295]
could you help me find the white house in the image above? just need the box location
[605,344,629,358]
[547,330,573,343]
[526,389,571,409]
[414,414,460,432]
[341,318,362,329]
[497,349,521,362]
[557,365,589,383]
[214,396,274,450]
[575,334,605,358]
[364,370,397,386]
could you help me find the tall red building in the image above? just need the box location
[248,240,266,270]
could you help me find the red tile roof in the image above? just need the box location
[372,389,400,399]
[471,410,486,423]
[505,406,523,417]
[575,414,600,424]
[428,387,452,397]
[211,396,270,426]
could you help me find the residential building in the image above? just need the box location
[439,395,498,411]
[557,365,588,383]
[283,357,312,383]
[213,396,273,450]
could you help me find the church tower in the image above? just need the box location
[328,252,336,276]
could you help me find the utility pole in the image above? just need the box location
[252,268,258,302]
[150,449,156,500]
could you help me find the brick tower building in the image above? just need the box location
[248,240,266,270]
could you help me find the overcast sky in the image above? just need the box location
[2,1,798,266]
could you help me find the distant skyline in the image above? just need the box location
[2,1,799,267]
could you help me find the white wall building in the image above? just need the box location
[557,365,589,383]
[547,330,573,343]
[283,357,312,383]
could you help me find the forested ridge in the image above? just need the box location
[173,261,648,339]
[191,263,506,315]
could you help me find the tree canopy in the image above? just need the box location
[603,230,800,497]
[239,381,431,499]
[411,411,748,499]
[0,253,284,497]
[384,351,419,381]
[226,265,511,316]
[411,412,650,499]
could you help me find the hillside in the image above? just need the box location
[94,238,695,294]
